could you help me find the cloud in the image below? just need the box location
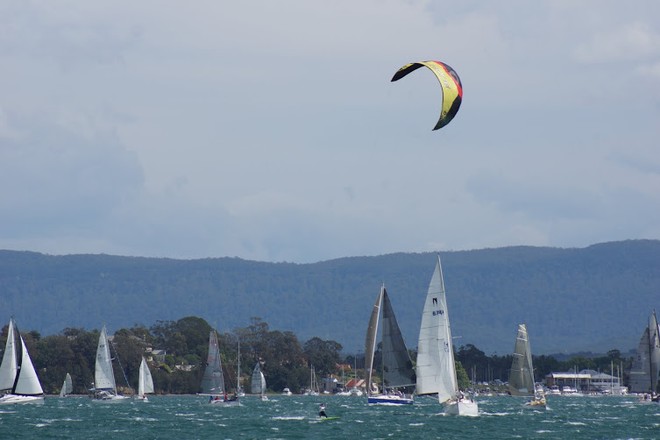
[573,21,660,64]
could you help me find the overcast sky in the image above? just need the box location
[1,1,659,263]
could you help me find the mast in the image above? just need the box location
[365,285,384,395]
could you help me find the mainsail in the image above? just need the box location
[365,285,415,395]
[201,331,225,395]
[509,324,535,395]
[629,311,660,393]
[0,319,17,391]
[365,286,383,394]
[95,326,117,392]
[416,256,458,403]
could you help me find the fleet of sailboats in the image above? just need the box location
[0,318,44,404]
[365,284,415,405]
[1,268,658,410]
[416,256,478,416]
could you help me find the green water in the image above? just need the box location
[0,394,657,439]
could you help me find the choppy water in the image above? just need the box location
[0,394,658,439]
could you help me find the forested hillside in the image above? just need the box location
[0,239,658,355]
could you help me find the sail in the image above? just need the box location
[508,324,535,395]
[95,326,117,392]
[138,357,154,396]
[416,256,458,402]
[201,331,225,394]
[365,286,384,394]
[650,311,660,394]
[60,373,73,397]
[381,289,416,389]
[251,362,266,394]
[12,336,44,396]
[0,319,17,391]
[630,311,660,393]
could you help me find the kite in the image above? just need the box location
[391,61,463,131]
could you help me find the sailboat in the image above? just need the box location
[304,365,320,396]
[136,356,154,401]
[365,284,415,405]
[91,326,129,402]
[59,373,73,397]
[251,361,268,400]
[509,324,545,407]
[629,310,660,399]
[416,256,478,416]
[0,318,44,404]
[200,330,239,406]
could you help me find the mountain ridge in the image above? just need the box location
[1,239,658,355]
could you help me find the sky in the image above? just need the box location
[1,1,659,264]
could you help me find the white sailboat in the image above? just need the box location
[59,373,73,397]
[0,318,45,404]
[91,326,129,402]
[509,324,545,407]
[304,365,320,396]
[416,256,478,416]
[365,284,415,405]
[251,361,268,401]
[629,310,660,399]
[136,356,154,401]
[200,330,239,406]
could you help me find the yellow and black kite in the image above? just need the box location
[391,60,463,131]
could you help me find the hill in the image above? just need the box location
[0,239,658,355]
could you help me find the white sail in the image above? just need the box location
[251,362,266,395]
[13,336,44,396]
[416,256,458,403]
[509,324,535,395]
[138,357,154,397]
[95,326,117,392]
[0,319,44,404]
[60,373,73,397]
[0,319,17,391]
[201,331,225,395]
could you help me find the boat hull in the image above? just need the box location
[0,394,44,405]
[91,391,130,403]
[444,399,479,416]
[368,394,414,405]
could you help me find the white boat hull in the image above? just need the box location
[209,398,240,406]
[0,394,44,405]
[91,391,130,403]
[444,399,479,416]
[368,394,414,405]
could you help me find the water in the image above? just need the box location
[0,394,658,439]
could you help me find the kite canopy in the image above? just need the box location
[391,61,463,131]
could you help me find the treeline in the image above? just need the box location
[4,316,344,395]
[3,317,635,395]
